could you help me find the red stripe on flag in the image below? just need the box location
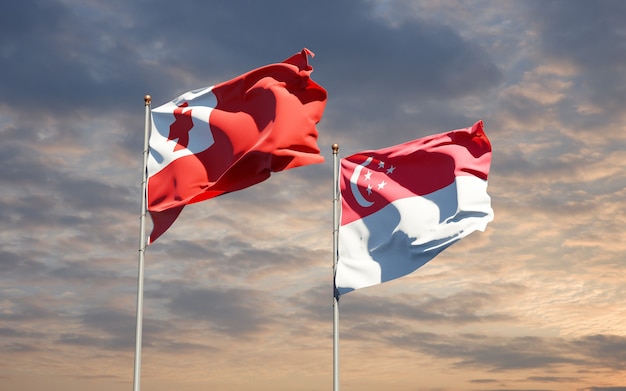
[340,121,491,225]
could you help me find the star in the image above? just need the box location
[378,160,385,168]
[364,170,372,181]
[366,184,373,195]
[377,180,387,190]
[386,165,396,174]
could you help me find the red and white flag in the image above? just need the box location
[336,121,493,295]
[147,49,327,244]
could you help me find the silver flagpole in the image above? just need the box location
[133,95,151,391]
[332,143,340,391]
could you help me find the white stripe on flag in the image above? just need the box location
[336,175,493,294]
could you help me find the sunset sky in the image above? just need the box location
[1,1,626,391]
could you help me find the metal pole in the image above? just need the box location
[133,95,151,391]
[332,143,340,391]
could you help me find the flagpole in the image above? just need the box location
[133,95,151,391]
[332,143,340,391]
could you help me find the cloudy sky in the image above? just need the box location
[1,1,626,390]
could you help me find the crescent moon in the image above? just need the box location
[349,156,374,208]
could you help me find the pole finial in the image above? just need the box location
[144,95,151,105]
[332,143,339,153]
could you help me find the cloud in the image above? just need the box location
[521,0,626,123]
[165,286,275,336]
[1,1,625,390]
[379,331,626,373]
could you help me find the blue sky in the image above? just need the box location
[1,1,626,390]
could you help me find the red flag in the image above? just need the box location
[336,121,493,295]
[147,49,327,244]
